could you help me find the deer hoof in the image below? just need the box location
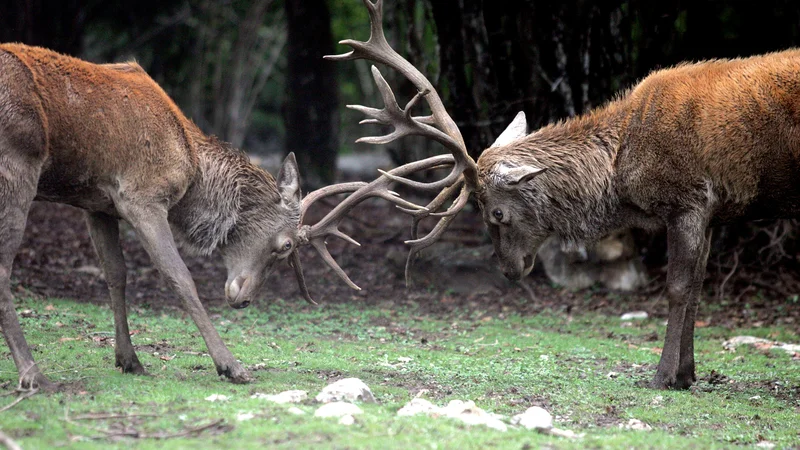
[20,371,58,393]
[116,357,148,376]
[648,372,692,390]
[217,363,253,384]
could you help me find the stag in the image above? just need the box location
[331,0,800,390]
[0,42,432,390]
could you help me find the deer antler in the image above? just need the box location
[297,155,456,292]
[325,0,481,283]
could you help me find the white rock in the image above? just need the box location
[621,418,651,431]
[287,406,306,415]
[547,428,581,439]
[620,311,649,321]
[651,395,664,407]
[315,378,376,403]
[236,412,255,421]
[440,400,507,432]
[457,412,508,432]
[756,441,776,449]
[251,390,308,404]
[204,394,229,402]
[606,371,620,379]
[314,401,363,418]
[722,335,800,355]
[397,398,442,416]
[338,415,356,426]
[511,406,553,430]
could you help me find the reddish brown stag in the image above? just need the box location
[0,42,430,390]
[331,0,800,389]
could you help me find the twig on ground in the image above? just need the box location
[245,318,259,334]
[0,389,38,413]
[63,406,228,440]
[0,429,22,450]
[72,412,160,421]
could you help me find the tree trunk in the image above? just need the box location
[0,0,87,55]
[284,0,339,189]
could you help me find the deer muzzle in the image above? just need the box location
[225,275,250,309]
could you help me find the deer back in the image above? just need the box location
[616,49,800,221]
[1,43,198,213]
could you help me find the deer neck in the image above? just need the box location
[169,136,280,256]
[522,104,626,244]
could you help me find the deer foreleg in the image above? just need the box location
[652,212,710,390]
[119,203,251,384]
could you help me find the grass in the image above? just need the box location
[0,295,798,449]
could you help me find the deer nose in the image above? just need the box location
[503,270,521,281]
[225,276,249,307]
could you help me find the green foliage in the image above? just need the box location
[0,296,797,448]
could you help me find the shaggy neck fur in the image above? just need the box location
[169,134,281,256]
[478,102,629,245]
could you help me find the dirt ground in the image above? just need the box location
[11,199,800,332]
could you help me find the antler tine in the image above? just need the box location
[324,0,480,190]
[300,182,367,225]
[402,181,471,285]
[324,0,485,290]
[299,155,455,290]
[288,250,318,305]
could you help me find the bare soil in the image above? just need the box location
[11,200,800,332]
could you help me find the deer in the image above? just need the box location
[330,0,800,390]
[0,42,438,391]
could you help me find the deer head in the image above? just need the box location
[212,153,304,309]
[328,0,551,283]
[216,150,434,309]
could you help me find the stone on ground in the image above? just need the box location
[314,401,364,418]
[511,406,553,430]
[315,378,376,403]
[251,390,308,404]
[397,398,441,417]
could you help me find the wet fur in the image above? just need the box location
[477,49,800,389]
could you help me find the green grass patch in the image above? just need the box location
[0,296,797,449]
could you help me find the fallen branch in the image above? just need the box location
[63,407,228,440]
[0,430,21,450]
[71,412,160,421]
[0,389,37,413]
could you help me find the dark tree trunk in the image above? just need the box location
[284,0,339,189]
[429,0,498,158]
[0,0,88,55]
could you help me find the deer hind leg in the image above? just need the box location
[651,212,710,390]
[115,201,251,383]
[86,212,147,375]
[674,228,712,388]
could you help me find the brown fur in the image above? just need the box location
[475,48,800,390]
[0,43,303,389]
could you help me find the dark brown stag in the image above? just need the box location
[0,42,433,390]
[331,0,800,389]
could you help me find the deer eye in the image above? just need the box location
[492,209,504,221]
[281,240,293,252]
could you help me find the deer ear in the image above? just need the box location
[490,111,528,148]
[277,152,302,206]
[495,163,546,187]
